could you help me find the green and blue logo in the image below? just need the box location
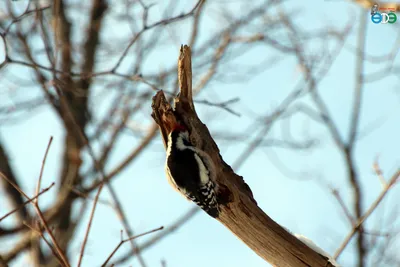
[371,12,397,24]
[371,3,397,24]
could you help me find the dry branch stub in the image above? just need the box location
[151,45,334,267]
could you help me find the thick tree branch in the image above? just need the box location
[151,45,335,267]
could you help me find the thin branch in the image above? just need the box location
[0,173,70,267]
[348,11,367,149]
[112,207,200,265]
[195,97,241,117]
[112,0,204,72]
[22,222,64,267]
[76,182,104,267]
[344,12,368,266]
[334,169,400,259]
[101,226,164,267]
[54,80,147,267]
[35,136,53,205]
[82,124,158,193]
[3,5,52,35]
[331,188,355,225]
[0,141,29,221]
[373,158,387,188]
[0,182,55,222]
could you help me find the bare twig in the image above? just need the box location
[343,12,368,266]
[22,222,64,266]
[101,226,164,267]
[331,188,355,225]
[112,207,200,265]
[195,98,241,117]
[77,182,104,267]
[82,124,158,193]
[373,158,387,188]
[334,169,400,259]
[54,78,147,267]
[112,0,204,72]
[0,173,70,267]
[0,182,55,222]
[35,136,53,205]
[0,142,29,223]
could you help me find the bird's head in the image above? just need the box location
[168,123,190,146]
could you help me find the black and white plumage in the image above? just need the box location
[165,124,219,218]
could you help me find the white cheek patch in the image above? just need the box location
[175,132,190,150]
[175,138,186,150]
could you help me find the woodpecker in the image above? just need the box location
[165,123,219,218]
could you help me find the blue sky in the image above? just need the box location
[1,0,399,266]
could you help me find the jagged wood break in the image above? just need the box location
[151,45,334,267]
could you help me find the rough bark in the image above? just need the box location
[151,45,335,267]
